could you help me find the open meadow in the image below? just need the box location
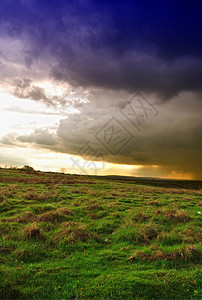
[0,168,201,299]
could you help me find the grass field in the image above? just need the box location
[0,168,201,299]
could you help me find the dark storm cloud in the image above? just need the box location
[0,0,201,98]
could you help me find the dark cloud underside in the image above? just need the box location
[0,0,201,98]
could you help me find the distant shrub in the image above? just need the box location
[21,165,35,173]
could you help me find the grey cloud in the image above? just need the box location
[3,105,70,116]
[1,133,17,145]
[17,128,58,146]
[12,78,56,106]
[9,78,87,109]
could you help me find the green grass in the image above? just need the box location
[0,168,201,299]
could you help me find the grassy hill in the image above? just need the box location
[0,168,201,299]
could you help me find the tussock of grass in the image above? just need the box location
[139,224,158,243]
[0,200,10,213]
[153,209,165,216]
[157,226,201,245]
[2,212,37,224]
[157,230,182,246]
[183,197,193,201]
[131,212,150,222]
[24,191,60,201]
[114,222,159,244]
[0,245,16,254]
[71,190,80,194]
[89,213,99,219]
[1,208,72,224]
[0,186,16,198]
[168,245,201,262]
[0,283,22,299]
[165,209,191,222]
[38,208,72,223]
[146,201,164,206]
[86,204,103,210]
[24,191,39,200]
[22,224,45,240]
[182,228,202,243]
[54,222,94,243]
[130,245,201,262]
[31,205,54,214]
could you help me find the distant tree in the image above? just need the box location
[9,166,18,170]
[60,168,66,173]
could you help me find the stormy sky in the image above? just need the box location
[0,0,201,179]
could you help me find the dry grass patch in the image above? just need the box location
[85,204,103,210]
[197,201,202,207]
